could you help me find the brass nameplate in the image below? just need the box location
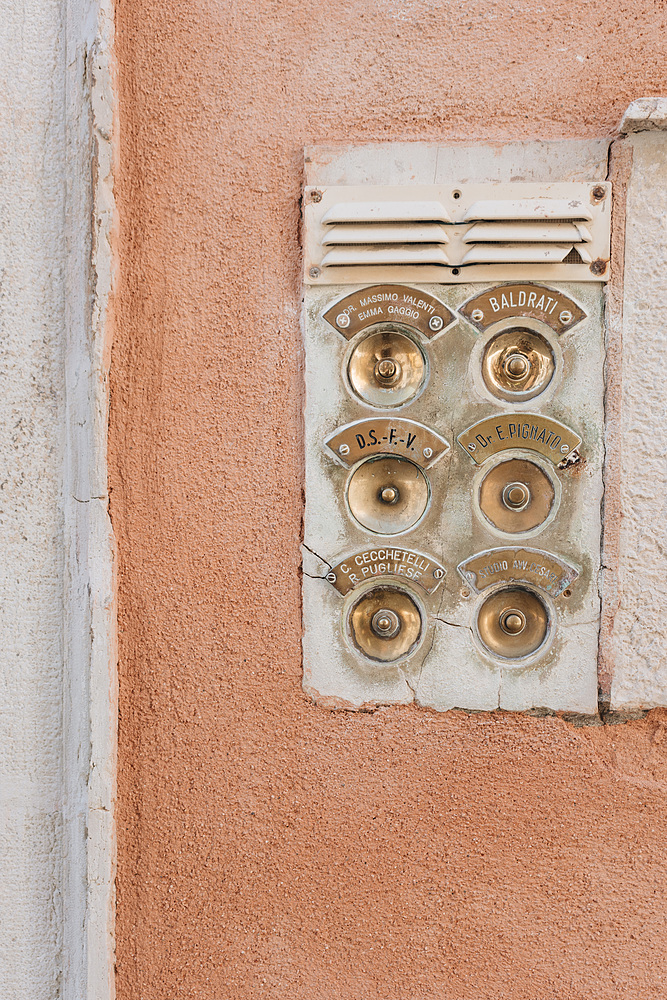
[328,548,446,595]
[458,414,581,465]
[326,418,450,469]
[458,547,578,597]
[459,283,586,334]
[323,284,455,340]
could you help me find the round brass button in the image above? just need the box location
[374,358,401,384]
[504,353,530,380]
[380,486,399,505]
[482,328,555,401]
[348,328,426,407]
[370,608,401,639]
[477,587,549,659]
[347,456,429,535]
[502,481,531,511]
[479,458,555,534]
[348,586,422,662]
[499,609,526,635]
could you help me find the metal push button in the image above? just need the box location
[477,587,549,659]
[347,455,429,534]
[347,328,426,407]
[347,586,423,662]
[478,458,555,534]
[482,327,555,401]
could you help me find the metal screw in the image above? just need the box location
[433,568,444,580]
[591,185,606,201]
[471,309,484,323]
[468,443,476,452]
[560,444,569,454]
[336,313,350,329]
[429,315,444,332]
[326,572,337,583]
[309,266,321,279]
[589,259,607,276]
[559,310,573,325]
[460,588,471,599]
[339,443,350,456]
[310,189,323,203]
[423,446,433,459]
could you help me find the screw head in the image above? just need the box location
[589,259,607,276]
[429,315,444,332]
[310,189,323,203]
[471,309,484,323]
[339,443,350,456]
[433,568,444,580]
[468,443,476,452]
[423,446,433,460]
[559,310,573,325]
[326,572,337,584]
[309,266,321,279]
[336,312,350,328]
[591,185,606,201]
[560,444,569,453]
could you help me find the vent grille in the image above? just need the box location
[304,183,610,283]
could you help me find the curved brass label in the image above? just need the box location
[457,414,581,465]
[326,418,450,469]
[329,548,446,595]
[458,547,578,597]
[459,283,586,334]
[323,284,455,340]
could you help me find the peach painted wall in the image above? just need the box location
[112,2,667,997]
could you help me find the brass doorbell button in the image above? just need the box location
[502,481,531,511]
[370,608,401,639]
[348,328,426,407]
[347,455,429,535]
[504,353,531,381]
[348,586,423,662]
[499,609,526,635]
[477,587,549,659]
[478,457,555,534]
[482,327,555,401]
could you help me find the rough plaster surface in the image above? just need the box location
[610,131,667,710]
[112,1,667,996]
[0,0,116,997]
[0,3,66,994]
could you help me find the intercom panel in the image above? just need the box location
[301,174,610,714]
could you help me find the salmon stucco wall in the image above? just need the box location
[111,2,667,997]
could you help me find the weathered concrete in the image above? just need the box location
[610,128,667,710]
[0,0,116,997]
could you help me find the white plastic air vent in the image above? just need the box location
[303,183,611,284]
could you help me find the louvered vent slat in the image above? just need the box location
[323,223,449,246]
[321,201,452,224]
[304,183,610,282]
[462,244,584,265]
[321,245,450,267]
[461,198,594,222]
[463,222,592,244]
